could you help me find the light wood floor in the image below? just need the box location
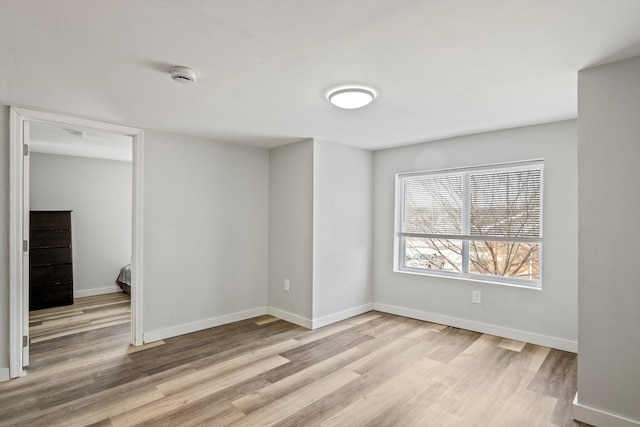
[0,293,589,426]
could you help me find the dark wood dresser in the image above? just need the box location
[29,211,74,310]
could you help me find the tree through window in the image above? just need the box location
[397,161,543,287]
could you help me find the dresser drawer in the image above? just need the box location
[30,212,71,230]
[30,281,73,311]
[30,229,71,248]
[30,247,72,267]
[30,264,73,285]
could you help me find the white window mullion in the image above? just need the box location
[461,173,470,274]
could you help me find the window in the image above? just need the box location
[396,160,543,288]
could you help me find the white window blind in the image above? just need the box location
[397,160,544,287]
[469,168,542,239]
[403,174,462,235]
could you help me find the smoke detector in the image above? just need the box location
[170,66,197,84]
[63,128,85,137]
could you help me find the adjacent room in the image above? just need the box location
[1,1,639,426]
[26,121,133,359]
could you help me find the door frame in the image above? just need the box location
[9,106,145,378]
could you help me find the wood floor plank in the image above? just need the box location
[456,364,541,425]
[340,335,516,426]
[261,318,389,383]
[140,401,246,427]
[230,368,361,426]
[293,319,362,344]
[518,343,552,372]
[18,351,133,385]
[130,321,301,376]
[527,348,579,425]
[110,355,289,427]
[29,309,85,322]
[254,316,280,326]
[28,338,131,369]
[424,326,484,363]
[135,377,269,427]
[126,339,165,353]
[345,326,435,374]
[498,337,528,352]
[344,311,383,324]
[232,346,365,414]
[0,373,96,418]
[0,294,587,427]
[319,356,444,426]
[155,340,300,395]
[292,312,383,346]
[274,339,447,426]
[4,377,164,427]
[419,335,517,419]
[528,349,578,399]
[30,318,130,343]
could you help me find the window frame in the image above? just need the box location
[395,160,544,289]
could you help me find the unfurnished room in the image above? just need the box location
[1,1,640,426]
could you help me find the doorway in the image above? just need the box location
[28,121,133,355]
[9,107,144,378]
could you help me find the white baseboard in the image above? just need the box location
[0,367,10,383]
[143,306,268,343]
[267,306,312,329]
[312,303,373,329]
[74,285,121,298]
[373,303,578,353]
[573,393,640,427]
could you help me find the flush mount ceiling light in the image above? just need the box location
[328,87,376,109]
[170,66,197,84]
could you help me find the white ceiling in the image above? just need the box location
[29,121,132,162]
[2,0,640,151]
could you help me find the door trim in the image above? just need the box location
[9,106,145,378]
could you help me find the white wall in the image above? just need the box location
[575,55,640,426]
[268,140,314,327]
[30,153,132,297]
[142,130,269,341]
[373,120,578,351]
[267,139,374,328]
[313,140,373,326]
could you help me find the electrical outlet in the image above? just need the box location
[472,290,481,304]
[284,279,290,292]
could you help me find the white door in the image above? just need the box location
[22,120,30,367]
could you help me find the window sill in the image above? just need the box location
[394,267,542,290]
